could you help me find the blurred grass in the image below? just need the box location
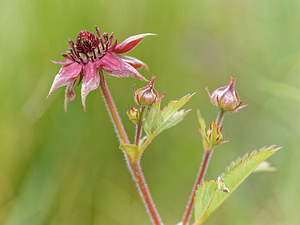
[0,0,300,224]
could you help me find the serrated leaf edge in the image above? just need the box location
[153,93,195,135]
[204,146,281,220]
[144,93,195,137]
[222,145,281,177]
[194,181,218,225]
[194,145,282,224]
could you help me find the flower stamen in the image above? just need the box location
[48,27,153,111]
[76,30,98,54]
[109,32,114,46]
[95,26,102,38]
[68,39,84,64]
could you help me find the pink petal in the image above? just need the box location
[98,53,148,81]
[52,55,75,64]
[113,33,156,54]
[81,62,100,112]
[51,59,73,65]
[118,55,150,72]
[46,62,82,99]
[64,78,77,113]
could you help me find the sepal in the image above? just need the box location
[197,110,227,151]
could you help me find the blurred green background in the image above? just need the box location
[0,0,299,224]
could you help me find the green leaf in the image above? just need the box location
[142,99,161,136]
[143,93,194,137]
[197,110,206,133]
[194,145,281,224]
[194,181,218,223]
[119,144,138,159]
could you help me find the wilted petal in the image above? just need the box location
[64,78,77,113]
[118,55,149,72]
[81,62,100,111]
[46,62,82,99]
[113,33,156,54]
[98,53,148,81]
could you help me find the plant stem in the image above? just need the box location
[135,106,146,146]
[182,149,212,225]
[99,70,129,145]
[216,109,225,127]
[131,160,163,225]
[99,70,163,225]
[182,109,225,225]
[139,135,153,153]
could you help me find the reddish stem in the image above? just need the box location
[182,110,225,225]
[182,149,212,225]
[99,71,162,225]
[132,160,163,225]
[99,70,129,144]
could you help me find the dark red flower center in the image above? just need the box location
[76,30,98,54]
[64,27,117,65]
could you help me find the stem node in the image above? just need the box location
[99,70,163,225]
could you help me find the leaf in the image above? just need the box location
[194,181,218,223]
[254,161,277,172]
[119,144,138,159]
[197,110,206,133]
[194,145,281,224]
[143,93,194,137]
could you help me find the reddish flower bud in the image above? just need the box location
[206,77,247,112]
[134,76,159,106]
[127,106,140,124]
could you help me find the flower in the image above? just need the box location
[206,77,247,112]
[133,76,159,106]
[47,27,155,112]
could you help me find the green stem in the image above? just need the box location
[182,109,225,225]
[140,137,152,152]
[99,71,163,225]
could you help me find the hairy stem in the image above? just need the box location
[99,70,129,145]
[131,160,163,225]
[99,70,163,225]
[182,109,225,225]
[182,149,212,225]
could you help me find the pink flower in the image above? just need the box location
[47,27,155,112]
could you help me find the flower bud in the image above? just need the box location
[134,76,159,106]
[127,106,140,124]
[206,77,247,112]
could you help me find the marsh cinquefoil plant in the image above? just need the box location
[47,27,281,225]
